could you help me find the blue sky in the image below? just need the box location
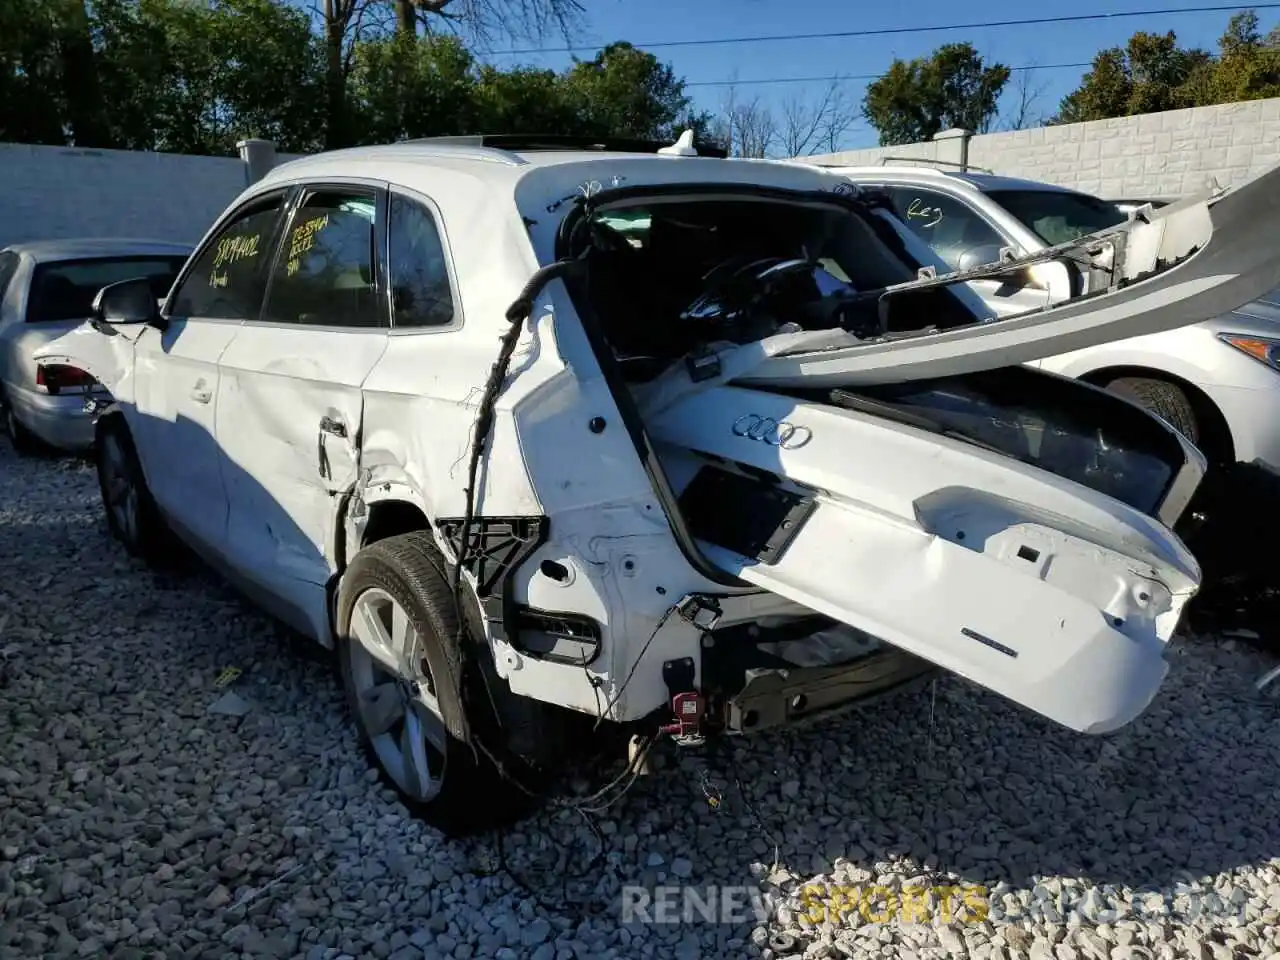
[472,0,1277,150]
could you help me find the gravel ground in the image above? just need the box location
[2,442,1280,960]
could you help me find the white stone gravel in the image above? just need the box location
[2,443,1280,960]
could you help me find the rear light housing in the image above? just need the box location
[36,363,96,395]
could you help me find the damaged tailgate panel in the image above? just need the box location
[649,384,1201,735]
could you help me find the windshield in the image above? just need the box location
[26,255,188,323]
[987,189,1127,246]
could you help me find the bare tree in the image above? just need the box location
[315,0,384,148]
[719,84,777,159]
[778,80,858,156]
[999,65,1051,131]
[394,0,585,45]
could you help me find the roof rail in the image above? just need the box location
[406,133,729,159]
[875,156,995,175]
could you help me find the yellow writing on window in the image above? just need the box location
[285,213,329,277]
[212,233,260,270]
[209,269,229,289]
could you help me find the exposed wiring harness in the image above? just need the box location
[591,605,678,732]
[443,252,591,765]
[448,255,586,601]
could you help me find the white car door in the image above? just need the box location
[129,191,294,555]
[213,182,389,640]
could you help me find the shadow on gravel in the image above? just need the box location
[551,633,1280,890]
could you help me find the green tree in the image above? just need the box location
[560,42,714,142]
[91,0,324,154]
[1203,10,1280,103]
[0,1,714,159]
[348,33,478,143]
[862,43,1010,146]
[1050,13,1280,123]
[0,1,69,144]
[472,65,580,133]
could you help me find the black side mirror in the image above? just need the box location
[91,277,166,333]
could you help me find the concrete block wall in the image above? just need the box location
[0,143,254,249]
[806,96,1280,197]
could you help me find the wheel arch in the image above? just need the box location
[362,496,432,548]
[325,487,436,648]
[1077,364,1236,465]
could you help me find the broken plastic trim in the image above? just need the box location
[438,516,548,647]
[676,462,817,565]
[514,607,604,666]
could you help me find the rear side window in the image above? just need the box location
[0,251,19,302]
[263,190,384,328]
[388,192,456,328]
[169,194,286,320]
[26,256,188,323]
[881,187,1006,270]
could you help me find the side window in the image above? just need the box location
[387,192,455,328]
[263,190,383,328]
[883,187,1005,270]
[0,252,19,303]
[169,195,284,320]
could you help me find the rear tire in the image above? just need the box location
[1104,376,1199,443]
[336,531,539,836]
[95,415,172,564]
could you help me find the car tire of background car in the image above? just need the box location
[335,532,537,837]
[94,415,173,565]
[1104,376,1199,444]
[1,392,40,455]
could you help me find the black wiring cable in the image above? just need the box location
[591,605,679,732]
[492,4,1279,55]
[448,256,585,600]
[684,62,1092,87]
[446,254,587,771]
[484,735,660,921]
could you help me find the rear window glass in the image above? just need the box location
[26,256,188,323]
[0,252,19,303]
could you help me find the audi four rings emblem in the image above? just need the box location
[732,414,813,449]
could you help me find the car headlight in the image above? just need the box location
[1218,333,1280,371]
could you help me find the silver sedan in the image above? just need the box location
[0,238,192,453]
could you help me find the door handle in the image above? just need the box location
[191,381,212,404]
[317,415,347,481]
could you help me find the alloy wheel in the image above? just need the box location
[347,587,449,802]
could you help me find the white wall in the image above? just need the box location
[805,96,1280,197]
[0,143,256,249]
